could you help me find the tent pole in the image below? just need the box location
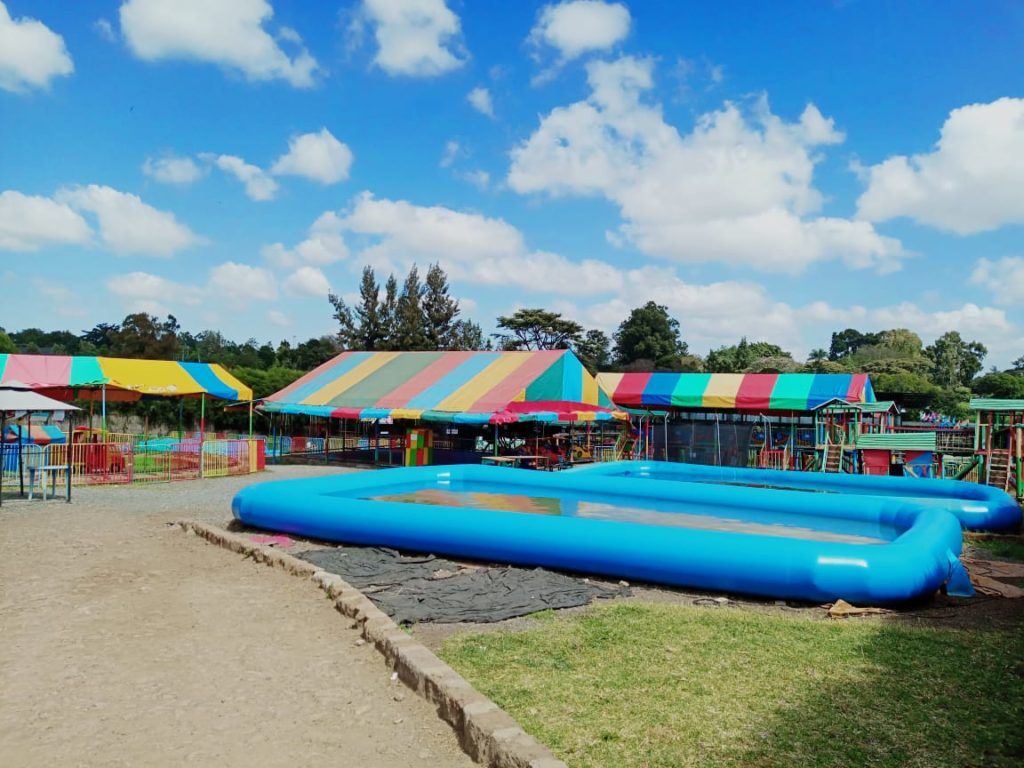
[664,414,668,461]
[0,411,5,507]
[493,423,499,456]
[200,393,206,439]
[248,400,254,439]
[101,385,107,434]
[18,411,26,497]
[66,409,73,503]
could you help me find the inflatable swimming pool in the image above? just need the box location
[569,461,1021,531]
[232,465,973,604]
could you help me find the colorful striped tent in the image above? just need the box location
[0,354,251,401]
[262,350,623,424]
[597,372,874,412]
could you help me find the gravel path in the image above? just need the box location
[0,466,474,767]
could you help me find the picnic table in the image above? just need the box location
[28,464,70,501]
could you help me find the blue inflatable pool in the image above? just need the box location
[569,461,1021,531]
[232,465,973,604]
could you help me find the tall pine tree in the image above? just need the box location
[379,273,399,350]
[329,266,384,349]
[422,263,460,349]
[393,265,428,350]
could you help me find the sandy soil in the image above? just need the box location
[0,466,474,768]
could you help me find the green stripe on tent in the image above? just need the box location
[0,354,7,381]
[523,355,565,401]
[768,374,816,410]
[670,373,711,408]
[328,352,444,409]
[69,356,108,387]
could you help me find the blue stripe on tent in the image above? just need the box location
[360,408,391,420]
[405,354,498,410]
[863,376,876,403]
[641,373,683,407]
[284,352,375,405]
[561,354,584,402]
[262,403,336,417]
[807,374,854,409]
[179,362,239,400]
[453,412,493,424]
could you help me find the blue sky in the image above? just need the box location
[2,0,1022,365]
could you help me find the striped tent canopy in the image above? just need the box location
[597,372,875,412]
[0,354,252,401]
[262,350,623,424]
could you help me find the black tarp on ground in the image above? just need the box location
[298,546,630,624]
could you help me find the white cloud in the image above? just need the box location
[564,265,1015,362]
[529,1,630,61]
[0,1,74,92]
[262,210,349,268]
[207,154,278,200]
[467,86,494,117]
[270,128,353,184]
[119,0,317,87]
[338,191,621,296]
[361,0,465,77]
[57,184,202,256]
[283,265,332,297]
[439,140,460,168]
[0,191,91,251]
[208,261,278,306]
[508,56,906,274]
[107,271,203,316]
[142,155,205,185]
[268,309,290,327]
[458,170,490,190]
[856,98,1024,234]
[94,18,116,42]
[970,257,1024,306]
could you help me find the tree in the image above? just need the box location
[493,309,583,351]
[972,372,1024,400]
[706,339,791,373]
[613,302,686,369]
[329,266,384,350]
[379,274,399,350]
[393,265,428,350]
[0,329,15,353]
[926,331,987,389]
[81,322,119,353]
[450,319,488,351]
[575,329,611,374]
[422,263,460,350]
[828,328,881,360]
[109,313,180,359]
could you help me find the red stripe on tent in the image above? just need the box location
[613,372,653,407]
[736,373,779,411]
[330,407,363,419]
[846,373,868,403]
[465,351,563,413]
[271,352,354,401]
[2,354,72,388]
[373,351,473,408]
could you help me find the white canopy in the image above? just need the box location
[0,380,80,415]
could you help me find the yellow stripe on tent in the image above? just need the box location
[306,352,401,406]
[435,353,532,412]
[100,358,205,396]
[596,372,623,401]
[702,374,745,409]
[389,408,425,420]
[582,372,598,405]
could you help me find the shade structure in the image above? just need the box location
[0,380,82,414]
[597,372,875,412]
[262,350,624,424]
[0,354,251,401]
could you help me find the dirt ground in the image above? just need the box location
[0,467,474,768]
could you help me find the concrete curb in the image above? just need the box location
[177,520,567,768]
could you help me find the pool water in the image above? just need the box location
[361,482,899,545]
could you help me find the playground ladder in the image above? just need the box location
[614,433,637,461]
[822,443,845,473]
[986,449,1011,492]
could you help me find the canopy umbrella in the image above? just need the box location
[0,380,80,506]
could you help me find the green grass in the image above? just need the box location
[439,603,1024,768]
[968,536,1024,563]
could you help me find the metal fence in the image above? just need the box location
[1,438,264,489]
